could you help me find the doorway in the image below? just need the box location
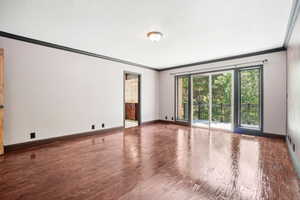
[124,72,141,128]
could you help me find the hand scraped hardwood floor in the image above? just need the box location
[0,122,299,200]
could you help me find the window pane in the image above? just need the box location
[177,76,189,121]
[192,75,209,127]
[240,68,260,129]
[211,72,232,130]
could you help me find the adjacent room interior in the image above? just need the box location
[0,1,300,199]
[124,72,140,128]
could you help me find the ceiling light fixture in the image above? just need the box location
[147,31,163,42]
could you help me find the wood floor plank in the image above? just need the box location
[0,123,299,200]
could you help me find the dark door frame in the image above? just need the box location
[123,71,141,128]
[174,74,192,126]
[234,65,264,135]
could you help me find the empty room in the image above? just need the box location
[1,0,300,199]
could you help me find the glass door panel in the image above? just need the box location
[176,76,190,122]
[192,75,210,128]
[175,67,262,134]
[237,68,262,131]
[211,72,233,130]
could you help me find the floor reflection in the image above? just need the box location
[120,124,300,200]
[0,123,299,200]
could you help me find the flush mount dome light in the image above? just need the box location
[147,31,163,42]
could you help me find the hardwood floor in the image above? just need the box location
[0,122,299,200]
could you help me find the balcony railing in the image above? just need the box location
[190,103,259,125]
[240,103,260,126]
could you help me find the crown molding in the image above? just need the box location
[0,31,158,71]
[158,47,286,72]
[0,31,288,72]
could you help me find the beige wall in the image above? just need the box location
[159,51,287,135]
[0,36,160,145]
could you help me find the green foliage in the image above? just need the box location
[211,73,232,122]
[192,73,232,122]
[178,70,260,125]
[240,69,259,104]
[180,77,189,103]
[240,69,260,126]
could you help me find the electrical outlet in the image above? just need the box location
[30,132,36,139]
[91,125,95,130]
[102,123,105,128]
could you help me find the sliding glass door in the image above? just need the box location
[191,71,233,130]
[235,67,262,133]
[175,66,263,134]
[176,75,190,123]
[211,72,233,130]
[192,74,210,128]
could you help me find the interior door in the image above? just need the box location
[0,49,4,155]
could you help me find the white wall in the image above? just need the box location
[287,9,300,176]
[0,37,160,145]
[159,51,287,135]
